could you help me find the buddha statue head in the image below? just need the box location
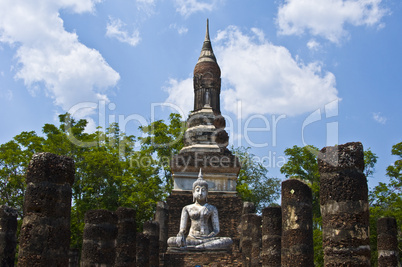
[193,169,208,203]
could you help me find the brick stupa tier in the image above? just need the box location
[171,19,240,193]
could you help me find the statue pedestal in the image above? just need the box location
[162,250,242,267]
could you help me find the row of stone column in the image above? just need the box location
[239,179,312,267]
[0,152,163,267]
[80,209,161,267]
[239,142,400,267]
[0,146,400,266]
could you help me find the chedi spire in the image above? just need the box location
[198,19,217,63]
[193,19,221,115]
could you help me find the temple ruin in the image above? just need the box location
[1,20,400,267]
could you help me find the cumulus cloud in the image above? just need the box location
[373,112,387,124]
[175,0,220,17]
[214,26,339,117]
[277,0,389,43]
[163,78,193,116]
[0,0,120,117]
[164,26,339,118]
[307,39,321,51]
[106,17,141,46]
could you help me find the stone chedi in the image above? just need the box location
[167,170,233,250]
[171,19,240,192]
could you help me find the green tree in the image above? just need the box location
[0,112,286,252]
[369,142,402,266]
[138,113,186,191]
[233,146,281,211]
[0,113,165,249]
[0,131,45,217]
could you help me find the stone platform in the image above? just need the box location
[162,250,241,267]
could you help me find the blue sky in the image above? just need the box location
[0,0,401,190]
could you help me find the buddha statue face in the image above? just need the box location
[193,185,208,203]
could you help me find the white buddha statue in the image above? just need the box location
[167,170,233,250]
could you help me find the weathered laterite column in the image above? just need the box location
[81,210,118,267]
[281,179,313,267]
[154,201,169,252]
[68,248,80,267]
[261,206,281,267]
[18,152,74,266]
[377,217,400,267]
[0,205,18,266]
[241,213,262,267]
[318,142,371,266]
[115,207,137,267]
[243,201,256,214]
[136,233,150,267]
[143,221,160,267]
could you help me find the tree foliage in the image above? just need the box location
[0,112,279,251]
[233,146,281,211]
[138,113,186,191]
[0,113,164,249]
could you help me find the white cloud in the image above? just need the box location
[277,0,389,43]
[307,39,321,51]
[373,112,387,124]
[175,0,220,17]
[214,26,339,117]
[163,78,193,116]
[170,24,189,35]
[106,17,141,47]
[136,0,156,16]
[0,0,120,118]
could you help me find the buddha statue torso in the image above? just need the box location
[167,170,233,251]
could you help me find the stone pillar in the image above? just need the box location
[136,233,150,267]
[155,201,169,252]
[143,221,160,267]
[281,179,313,267]
[81,210,118,267]
[377,217,399,267]
[318,142,370,266]
[0,205,18,266]
[18,152,74,266]
[115,207,136,267]
[242,201,256,214]
[240,214,262,267]
[68,249,80,267]
[261,206,281,267]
